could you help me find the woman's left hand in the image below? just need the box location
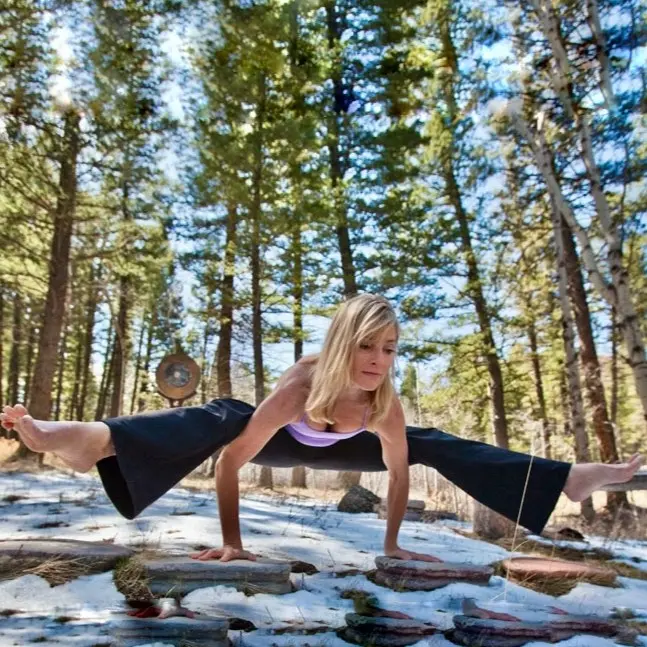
[385,547,443,562]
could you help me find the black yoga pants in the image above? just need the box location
[97,397,571,535]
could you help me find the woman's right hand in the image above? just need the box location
[189,546,258,562]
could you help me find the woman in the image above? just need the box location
[1,295,643,563]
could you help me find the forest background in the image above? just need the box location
[0,0,645,518]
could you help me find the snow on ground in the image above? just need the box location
[0,470,646,647]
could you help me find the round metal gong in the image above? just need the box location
[155,352,201,401]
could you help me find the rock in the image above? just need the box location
[289,559,318,575]
[0,538,133,577]
[451,628,529,647]
[141,556,293,597]
[374,506,422,522]
[541,526,586,541]
[375,498,425,520]
[421,510,459,523]
[378,498,425,510]
[338,485,380,513]
[454,615,553,640]
[109,612,230,647]
[500,556,617,587]
[452,612,633,646]
[339,613,437,646]
[373,557,492,591]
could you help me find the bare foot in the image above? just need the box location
[0,404,113,472]
[563,454,644,502]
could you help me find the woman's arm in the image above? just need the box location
[204,374,306,560]
[375,398,410,554]
[375,397,442,562]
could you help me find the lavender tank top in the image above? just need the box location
[285,408,370,447]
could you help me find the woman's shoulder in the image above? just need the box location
[273,356,317,398]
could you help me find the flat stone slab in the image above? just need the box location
[339,613,437,646]
[109,613,230,647]
[373,556,492,591]
[0,538,133,576]
[500,556,617,586]
[141,556,293,596]
[452,614,632,646]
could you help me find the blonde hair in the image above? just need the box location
[305,294,399,427]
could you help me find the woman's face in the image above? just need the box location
[351,324,398,391]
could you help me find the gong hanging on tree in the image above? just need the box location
[155,351,201,407]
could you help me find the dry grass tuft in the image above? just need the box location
[493,536,647,582]
[0,555,94,587]
[112,555,154,603]
[491,560,618,597]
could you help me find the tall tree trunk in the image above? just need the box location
[325,0,357,299]
[326,0,361,489]
[138,307,157,412]
[290,215,307,489]
[70,324,83,420]
[289,4,307,489]
[110,180,133,418]
[439,11,509,449]
[79,263,98,420]
[0,287,4,438]
[95,319,114,421]
[7,292,22,406]
[217,202,237,399]
[130,318,146,414]
[250,72,272,490]
[527,315,551,458]
[26,109,80,430]
[24,304,37,411]
[550,197,595,522]
[54,313,69,420]
[610,306,619,425]
[561,218,626,510]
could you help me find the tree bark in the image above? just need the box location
[250,72,272,490]
[130,318,146,414]
[95,319,114,421]
[289,6,307,490]
[54,310,68,420]
[325,0,357,299]
[110,178,133,418]
[610,306,619,425]
[7,292,22,406]
[326,0,361,488]
[79,262,98,420]
[0,287,4,412]
[24,304,38,412]
[527,316,551,458]
[138,306,156,412]
[217,202,237,399]
[550,196,595,522]
[561,218,626,509]
[26,109,80,425]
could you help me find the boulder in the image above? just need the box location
[338,485,380,513]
